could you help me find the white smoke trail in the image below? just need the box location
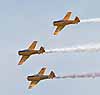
[80,18,100,23]
[55,72,100,79]
[45,43,100,54]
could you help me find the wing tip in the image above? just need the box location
[28,86,32,89]
[42,67,47,70]
[68,11,72,13]
[53,31,59,35]
[67,11,72,14]
[18,61,23,65]
[32,41,38,45]
[28,84,36,89]
[33,41,38,43]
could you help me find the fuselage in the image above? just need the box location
[18,49,40,56]
[27,74,49,81]
[53,19,75,26]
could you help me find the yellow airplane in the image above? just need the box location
[27,67,56,89]
[53,11,80,35]
[18,41,45,65]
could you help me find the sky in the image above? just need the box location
[1,0,100,95]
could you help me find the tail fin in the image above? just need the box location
[74,16,80,24]
[48,71,56,79]
[39,47,45,53]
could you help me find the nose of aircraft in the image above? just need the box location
[27,76,33,81]
[53,21,57,26]
[27,76,30,81]
[18,51,21,55]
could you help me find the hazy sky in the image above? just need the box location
[1,0,100,95]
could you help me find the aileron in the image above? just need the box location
[63,11,72,20]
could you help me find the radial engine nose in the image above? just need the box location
[53,21,57,26]
[18,51,22,55]
[18,51,21,55]
[27,76,33,81]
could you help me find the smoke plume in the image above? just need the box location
[55,72,100,79]
[45,43,100,54]
[80,18,100,23]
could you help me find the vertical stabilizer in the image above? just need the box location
[39,47,45,53]
[48,71,56,79]
[74,16,80,24]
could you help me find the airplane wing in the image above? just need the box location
[18,55,30,65]
[28,41,37,50]
[38,68,46,75]
[53,25,65,35]
[28,80,40,89]
[63,12,72,20]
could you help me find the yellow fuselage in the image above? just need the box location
[27,74,49,81]
[53,20,76,26]
[18,49,40,56]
